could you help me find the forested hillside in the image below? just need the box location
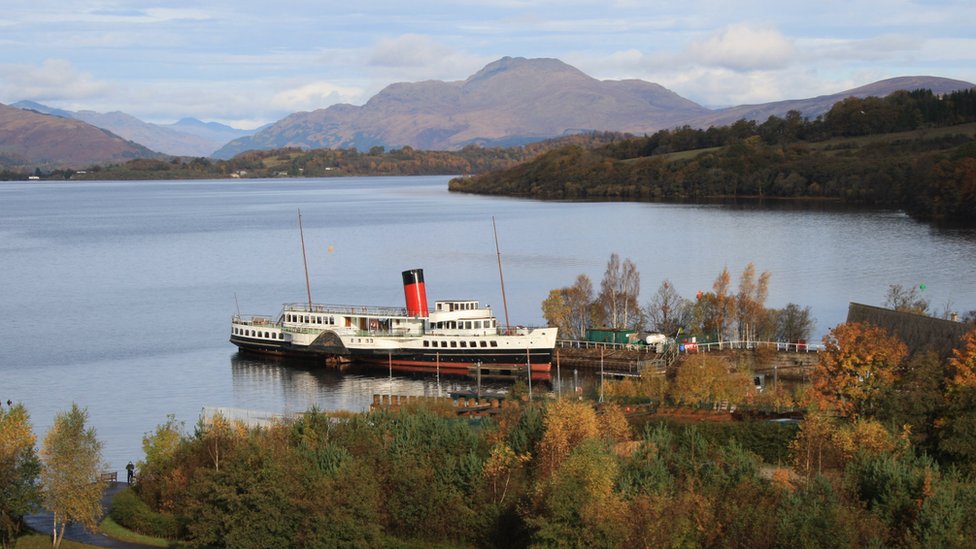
[450,89,976,226]
[7,131,628,181]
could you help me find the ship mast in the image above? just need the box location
[298,209,313,311]
[492,216,511,330]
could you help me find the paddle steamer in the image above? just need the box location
[230,269,557,379]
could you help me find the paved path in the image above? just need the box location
[24,481,157,548]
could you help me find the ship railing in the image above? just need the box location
[282,302,409,317]
[495,326,548,336]
[232,314,279,327]
[357,327,419,337]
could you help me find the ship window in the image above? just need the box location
[423,341,429,347]
[469,341,476,347]
[490,341,498,347]
[474,321,481,329]
[465,321,472,329]
[460,341,467,348]
[480,341,487,347]
[450,341,457,348]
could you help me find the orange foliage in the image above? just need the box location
[947,327,976,389]
[812,322,908,417]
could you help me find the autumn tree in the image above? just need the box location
[137,415,188,513]
[671,354,754,406]
[598,253,640,329]
[694,267,736,339]
[566,274,594,338]
[735,263,771,341]
[812,322,908,417]
[527,440,628,547]
[541,289,571,336]
[40,404,106,549]
[644,279,692,335]
[946,327,976,389]
[1,403,41,549]
[541,274,594,339]
[535,399,599,479]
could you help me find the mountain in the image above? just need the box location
[683,76,976,128]
[162,117,257,147]
[0,103,158,168]
[215,58,974,159]
[11,102,256,157]
[214,57,710,158]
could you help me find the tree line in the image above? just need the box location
[450,88,976,227]
[3,132,629,181]
[542,253,815,343]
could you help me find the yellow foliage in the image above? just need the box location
[483,443,530,505]
[536,399,599,479]
[789,412,838,477]
[790,413,903,477]
[752,383,797,410]
[672,354,754,406]
[831,417,899,462]
[598,403,632,444]
[0,404,36,462]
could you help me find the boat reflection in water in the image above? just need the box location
[229,353,526,414]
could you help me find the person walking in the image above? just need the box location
[126,461,135,485]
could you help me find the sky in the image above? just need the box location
[2,0,974,129]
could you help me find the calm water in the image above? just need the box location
[2,176,974,471]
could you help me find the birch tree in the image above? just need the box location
[735,263,771,341]
[40,404,105,549]
[599,253,640,329]
[1,403,41,549]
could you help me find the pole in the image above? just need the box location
[526,348,532,402]
[477,360,482,398]
[492,216,511,332]
[436,352,441,397]
[600,347,605,403]
[556,349,562,398]
[388,351,393,406]
[298,209,313,311]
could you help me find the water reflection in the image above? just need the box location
[229,353,529,413]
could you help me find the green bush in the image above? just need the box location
[109,487,180,540]
[634,418,798,464]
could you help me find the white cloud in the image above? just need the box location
[271,81,365,112]
[369,34,456,68]
[366,34,490,83]
[0,59,110,102]
[687,24,796,71]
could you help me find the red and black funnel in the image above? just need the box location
[402,269,429,317]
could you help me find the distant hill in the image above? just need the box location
[215,58,974,159]
[12,101,255,157]
[684,76,976,128]
[213,57,710,158]
[0,103,159,168]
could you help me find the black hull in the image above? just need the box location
[230,336,552,377]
